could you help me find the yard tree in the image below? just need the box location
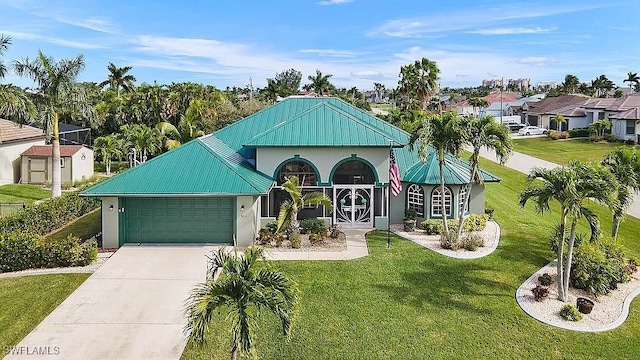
[412,111,467,236]
[467,97,489,116]
[458,115,513,239]
[94,134,124,175]
[519,161,616,302]
[305,69,334,96]
[398,57,440,112]
[119,124,161,164]
[273,68,302,97]
[13,51,94,197]
[99,62,136,96]
[276,175,332,234]
[553,114,566,131]
[157,99,212,149]
[0,35,35,123]
[185,247,297,360]
[623,72,639,91]
[562,74,580,94]
[602,148,640,239]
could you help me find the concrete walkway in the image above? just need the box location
[476,147,640,219]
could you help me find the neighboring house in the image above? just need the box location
[20,145,94,184]
[549,104,587,131]
[606,94,640,142]
[0,119,46,184]
[81,98,499,248]
[522,95,588,128]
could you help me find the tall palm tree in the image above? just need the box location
[398,57,440,112]
[94,134,124,175]
[185,247,297,360]
[562,74,580,94]
[276,176,332,233]
[413,111,467,235]
[0,35,35,124]
[553,114,567,131]
[13,51,93,197]
[306,70,334,96]
[157,99,212,150]
[623,72,639,91]
[458,115,513,238]
[519,161,616,301]
[119,124,161,163]
[467,97,489,116]
[602,148,640,239]
[99,62,136,95]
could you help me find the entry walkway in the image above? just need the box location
[475,147,640,219]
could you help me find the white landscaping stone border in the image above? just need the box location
[516,260,640,332]
[0,252,113,279]
[390,220,501,259]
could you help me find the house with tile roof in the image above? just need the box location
[522,94,589,129]
[20,145,94,185]
[82,98,499,248]
[606,93,640,142]
[0,119,46,184]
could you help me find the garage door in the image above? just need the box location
[121,197,234,244]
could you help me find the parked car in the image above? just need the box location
[518,126,548,136]
[503,122,526,132]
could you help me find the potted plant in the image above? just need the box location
[404,208,417,232]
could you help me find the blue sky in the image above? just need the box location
[1,0,638,90]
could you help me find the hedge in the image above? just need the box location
[0,193,99,236]
[421,213,489,235]
[0,232,97,273]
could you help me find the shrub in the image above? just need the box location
[265,221,278,233]
[422,219,458,235]
[404,208,418,220]
[0,193,100,236]
[256,227,284,247]
[548,130,560,140]
[329,224,341,238]
[461,214,489,232]
[570,239,629,296]
[568,128,591,138]
[558,131,569,139]
[560,304,583,321]
[300,218,328,236]
[460,233,484,251]
[309,233,324,246]
[538,273,553,286]
[603,133,618,143]
[532,284,549,301]
[0,232,97,273]
[440,232,459,250]
[484,208,495,219]
[289,232,302,249]
[624,139,636,145]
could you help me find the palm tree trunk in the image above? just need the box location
[612,214,621,240]
[457,183,472,239]
[106,158,111,176]
[556,209,568,301]
[438,151,449,235]
[562,219,579,302]
[230,339,238,360]
[51,113,62,198]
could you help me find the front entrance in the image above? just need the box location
[333,185,373,228]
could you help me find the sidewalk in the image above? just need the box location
[476,147,640,219]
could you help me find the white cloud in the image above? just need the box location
[317,0,354,5]
[470,27,555,35]
[515,57,552,66]
[0,29,103,49]
[300,49,362,58]
[350,70,383,77]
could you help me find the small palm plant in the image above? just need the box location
[184,247,297,360]
[276,176,332,234]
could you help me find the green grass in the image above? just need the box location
[94,161,128,174]
[0,184,49,204]
[513,137,638,164]
[182,160,640,360]
[0,274,89,351]
[45,209,101,242]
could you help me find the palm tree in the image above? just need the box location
[562,74,580,94]
[185,247,297,360]
[412,111,467,235]
[261,78,279,103]
[458,115,513,238]
[99,62,136,95]
[306,70,334,96]
[0,34,10,79]
[553,114,567,131]
[276,176,332,233]
[398,57,440,112]
[94,134,124,175]
[0,35,35,124]
[623,72,639,91]
[13,51,93,197]
[519,161,616,301]
[467,97,489,116]
[119,124,161,163]
[602,148,640,239]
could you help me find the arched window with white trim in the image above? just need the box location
[459,186,470,215]
[431,186,452,217]
[407,184,424,217]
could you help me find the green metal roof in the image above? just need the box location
[215,97,408,156]
[402,148,501,185]
[244,102,403,147]
[81,136,273,196]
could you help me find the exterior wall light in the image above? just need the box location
[109,205,114,211]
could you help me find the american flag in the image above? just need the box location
[389,149,402,197]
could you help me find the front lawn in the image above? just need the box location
[182,160,640,359]
[0,184,49,204]
[513,137,637,164]
[0,274,89,351]
[45,209,101,242]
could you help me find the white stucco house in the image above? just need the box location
[0,119,46,184]
[20,145,94,185]
[82,98,499,248]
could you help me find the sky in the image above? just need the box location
[1,0,638,91]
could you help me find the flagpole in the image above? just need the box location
[387,140,392,248]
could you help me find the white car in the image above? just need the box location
[518,126,548,136]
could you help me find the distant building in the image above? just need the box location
[481,79,504,89]
[507,78,530,91]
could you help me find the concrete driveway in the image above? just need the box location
[5,245,218,360]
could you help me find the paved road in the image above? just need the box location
[476,147,640,219]
[5,245,218,360]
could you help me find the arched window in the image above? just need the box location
[459,186,469,214]
[332,160,375,184]
[277,161,317,186]
[431,186,452,217]
[407,184,424,217]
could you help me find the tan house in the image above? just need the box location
[21,145,94,184]
[0,119,46,184]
